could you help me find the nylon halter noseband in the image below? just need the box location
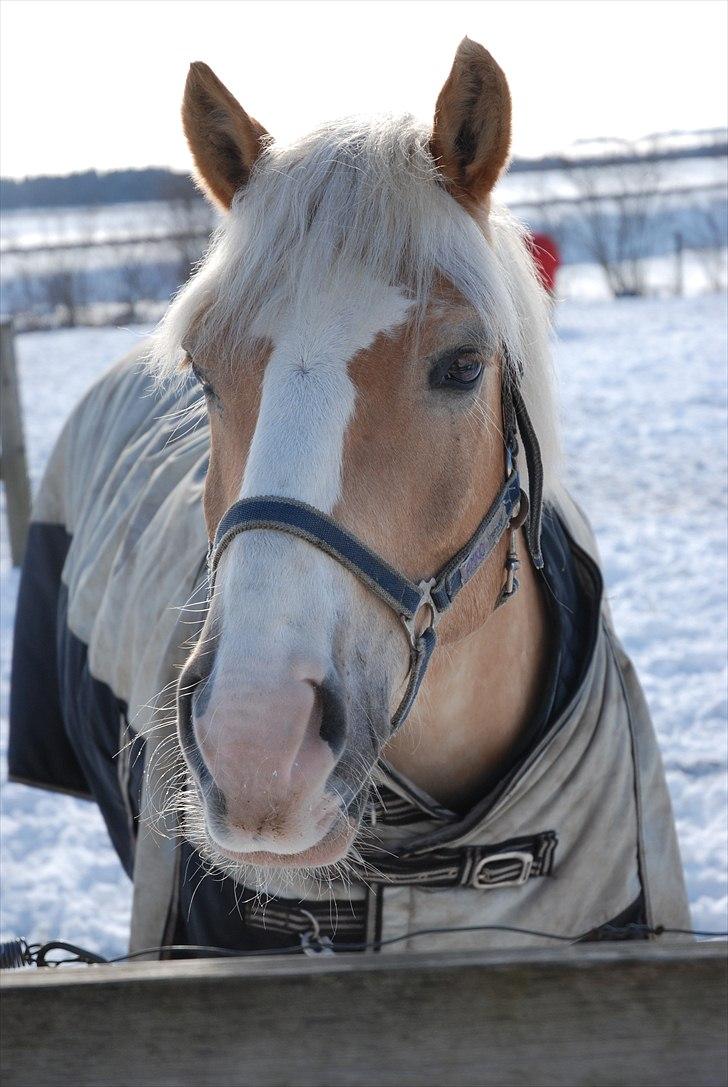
[207,366,544,733]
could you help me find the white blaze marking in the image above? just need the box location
[209,268,413,722]
[243,268,412,510]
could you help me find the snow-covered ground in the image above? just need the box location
[556,293,727,935]
[1,294,726,955]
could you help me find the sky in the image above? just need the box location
[1,0,726,180]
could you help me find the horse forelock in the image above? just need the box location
[148,113,560,497]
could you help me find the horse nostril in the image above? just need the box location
[315,679,348,756]
[191,671,214,719]
[188,645,218,719]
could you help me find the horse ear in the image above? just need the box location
[182,62,269,210]
[430,38,511,208]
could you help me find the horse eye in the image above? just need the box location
[189,359,216,399]
[434,351,484,390]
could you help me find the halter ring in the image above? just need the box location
[401,577,440,649]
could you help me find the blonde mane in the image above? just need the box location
[149,114,561,496]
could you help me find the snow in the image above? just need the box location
[1,294,726,955]
[556,293,728,935]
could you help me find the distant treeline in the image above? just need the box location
[2,131,726,212]
[1,168,198,211]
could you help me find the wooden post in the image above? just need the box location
[0,321,31,566]
[1,941,726,1087]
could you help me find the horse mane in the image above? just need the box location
[149,114,561,497]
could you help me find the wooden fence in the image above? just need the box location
[1,940,726,1086]
[0,320,31,566]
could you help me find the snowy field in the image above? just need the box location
[1,293,726,955]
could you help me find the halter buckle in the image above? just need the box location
[401,577,440,649]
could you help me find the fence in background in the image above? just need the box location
[1,170,726,331]
[0,321,31,566]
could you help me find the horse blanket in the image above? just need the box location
[9,348,691,955]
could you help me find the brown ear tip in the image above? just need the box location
[187,61,213,82]
[457,36,483,53]
[456,37,496,66]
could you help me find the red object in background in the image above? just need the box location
[529,232,561,294]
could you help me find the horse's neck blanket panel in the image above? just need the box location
[374,632,642,949]
[11,349,691,953]
[31,349,210,732]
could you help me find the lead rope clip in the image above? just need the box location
[299,911,335,957]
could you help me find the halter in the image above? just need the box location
[207,370,544,732]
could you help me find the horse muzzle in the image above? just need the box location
[177,641,360,864]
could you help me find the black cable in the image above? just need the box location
[6,922,724,969]
[110,923,728,960]
[108,943,307,962]
[342,923,579,950]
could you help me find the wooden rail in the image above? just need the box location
[0,320,31,566]
[1,941,726,1086]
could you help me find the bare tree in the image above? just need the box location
[32,248,87,328]
[116,243,160,323]
[690,202,728,293]
[560,140,662,298]
[160,177,215,291]
[4,253,43,329]
[26,213,89,327]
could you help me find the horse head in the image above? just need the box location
[150,39,556,879]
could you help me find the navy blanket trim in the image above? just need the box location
[578,894,647,942]
[9,522,145,879]
[9,523,89,798]
[56,584,145,878]
[351,830,558,887]
[168,840,368,954]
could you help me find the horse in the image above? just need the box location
[9,39,690,955]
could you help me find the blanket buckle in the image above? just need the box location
[470,850,534,889]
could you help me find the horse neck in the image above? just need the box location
[384,529,551,812]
